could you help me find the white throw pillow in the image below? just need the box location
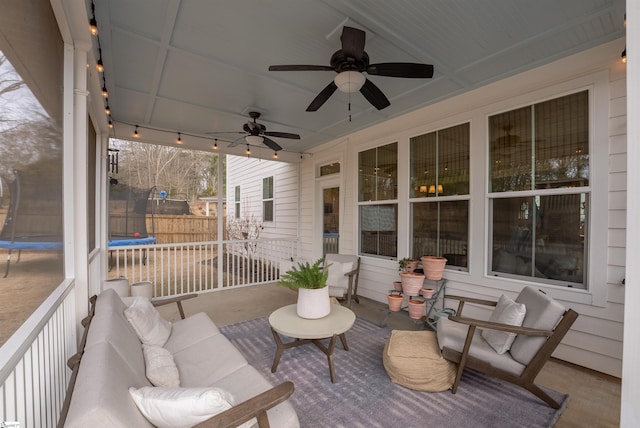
[129,386,235,428]
[481,294,527,354]
[124,297,172,347]
[142,344,180,387]
[326,261,353,289]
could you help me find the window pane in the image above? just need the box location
[410,132,436,198]
[360,204,397,257]
[412,201,468,268]
[439,123,470,196]
[263,176,273,199]
[235,185,240,201]
[263,200,273,222]
[320,163,340,176]
[489,106,533,192]
[535,91,589,189]
[491,194,586,287]
[358,142,397,201]
[0,0,64,346]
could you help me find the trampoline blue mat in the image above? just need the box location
[108,237,156,247]
[0,241,63,250]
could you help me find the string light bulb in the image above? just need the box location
[108,119,113,129]
[622,48,627,63]
[89,2,98,36]
[213,139,218,150]
[96,48,104,73]
[133,125,139,138]
[273,152,278,159]
[101,83,108,98]
[177,132,183,145]
[104,102,110,115]
[246,145,251,156]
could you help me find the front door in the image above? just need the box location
[323,187,339,255]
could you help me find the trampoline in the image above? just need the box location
[108,184,156,245]
[108,185,157,269]
[0,169,63,277]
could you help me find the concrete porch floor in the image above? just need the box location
[156,283,621,428]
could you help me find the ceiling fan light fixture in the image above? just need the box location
[245,135,264,145]
[334,70,365,93]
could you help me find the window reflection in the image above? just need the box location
[0,40,63,346]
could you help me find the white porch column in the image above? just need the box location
[622,0,640,426]
[71,46,90,328]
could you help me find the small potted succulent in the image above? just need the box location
[398,257,419,273]
[279,259,331,319]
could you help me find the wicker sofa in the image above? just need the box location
[62,288,299,427]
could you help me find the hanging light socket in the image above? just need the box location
[177,132,183,144]
[89,2,98,36]
[133,125,139,138]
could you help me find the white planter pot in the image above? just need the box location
[296,287,331,319]
[102,277,130,297]
[131,281,154,299]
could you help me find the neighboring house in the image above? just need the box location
[226,156,299,241]
[228,41,625,378]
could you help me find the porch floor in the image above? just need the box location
[156,283,621,428]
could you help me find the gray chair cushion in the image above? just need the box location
[510,286,566,366]
[436,317,526,376]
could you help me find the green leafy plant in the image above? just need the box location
[398,257,417,272]
[279,259,330,289]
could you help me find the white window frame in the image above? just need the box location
[262,176,274,223]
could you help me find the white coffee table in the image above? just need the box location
[268,303,356,383]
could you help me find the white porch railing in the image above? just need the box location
[0,280,76,428]
[108,237,298,297]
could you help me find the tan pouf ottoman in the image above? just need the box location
[383,330,456,392]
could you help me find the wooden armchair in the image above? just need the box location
[436,286,578,408]
[324,253,361,307]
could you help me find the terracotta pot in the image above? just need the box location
[421,256,447,280]
[405,259,419,273]
[387,294,403,312]
[297,287,330,319]
[400,272,425,297]
[393,281,402,291]
[421,287,435,299]
[408,299,426,319]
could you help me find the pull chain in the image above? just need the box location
[348,91,352,122]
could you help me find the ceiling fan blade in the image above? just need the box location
[264,131,301,140]
[306,81,338,111]
[367,62,434,78]
[269,65,334,71]
[340,26,366,59]
[262,136,282,152]
[228,136,245,148]
[360,78,390,110]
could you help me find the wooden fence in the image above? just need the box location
[146,215,222,243]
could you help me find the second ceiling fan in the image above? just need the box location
[228,111,300,152]
[269,26,434,112]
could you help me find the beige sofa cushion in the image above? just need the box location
[163,312,221,354]
[213,365,300,428]
[173,334,248,386]
[65,342,153,428]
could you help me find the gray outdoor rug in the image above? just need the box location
[220,316,569,428]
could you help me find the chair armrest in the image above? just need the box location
[194,381,295,428]
[444,294,497,307]
[444,294,497,315]
[448,315,554,337]
[151,293,198,319]
[344,268,358,278]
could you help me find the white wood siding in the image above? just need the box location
[296,40,626,377]
[226,156,298,239]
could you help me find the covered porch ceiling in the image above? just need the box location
[93,0,625,159]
